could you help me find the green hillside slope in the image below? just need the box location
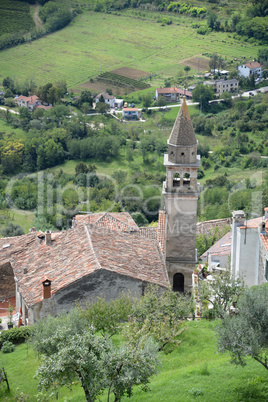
[0,11,261,88]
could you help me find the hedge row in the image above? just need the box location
[0,326,33,347]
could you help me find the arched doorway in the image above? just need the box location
[173,273,184,293]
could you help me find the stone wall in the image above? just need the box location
[29,269,147,323]
[196,218,231,235]
[0,262,15,300]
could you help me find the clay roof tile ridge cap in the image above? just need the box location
[84,225,102,269]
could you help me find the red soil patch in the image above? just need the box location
[180,56,209,71]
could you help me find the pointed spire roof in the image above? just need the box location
[168,97,197,147]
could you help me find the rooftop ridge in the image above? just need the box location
[84,225,102,270]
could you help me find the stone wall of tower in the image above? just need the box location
[163,97,200,291]
[165,194,198,263]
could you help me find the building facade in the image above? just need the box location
[238,62,262,79]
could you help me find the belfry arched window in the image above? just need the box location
[173,173,180,187]
[183,173,190,187]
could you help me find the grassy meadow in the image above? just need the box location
[0,320,267,401]
[0,10,262,89]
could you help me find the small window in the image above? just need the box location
[181,152,185,156]
[265,260,268,281]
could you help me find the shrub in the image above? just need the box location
[0,326,33,347]
[1,341,15,353]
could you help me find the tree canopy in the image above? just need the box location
[217,284,268,371]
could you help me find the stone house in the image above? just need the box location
[203,79,239,95]
[0,212,169,324]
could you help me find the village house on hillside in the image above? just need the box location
[122,107,140,120]
[16,95,52,111]
[155,87,192,102]
[238,62,262,80]
[95,92,124,108]
[0,97,201,324]
[203,79,239,95]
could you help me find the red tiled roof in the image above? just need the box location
[201,231,232,259]
[139,227,157,240]
[16,95,39,104]
[177,88,192,97]
[239,217,263,229]
[75,212,139,231]
[36,105,52,110]
[244,62,261,69]
[91,227,168,287]
[123,108,138,111]
[201,217,266,258]
[156,87,179,94]
[0,213,168,307]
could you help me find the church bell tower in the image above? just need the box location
[163,97,200,292]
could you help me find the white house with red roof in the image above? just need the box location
[95,92,123,108]
[122,107,140,120]
[16,95,52,111]
[155,87,192,102]
[238,62,262,79]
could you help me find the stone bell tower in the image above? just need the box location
[163,97,200,293]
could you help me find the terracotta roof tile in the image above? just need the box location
[156,87,179,94]
[0,212,168,307]
[201,231,232,259]
[245,62,261,69]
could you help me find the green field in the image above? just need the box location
[0,11,261,89]
[0,320,267,401]
[0,0,34,36]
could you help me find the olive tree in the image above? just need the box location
[199,269,244,319]
[124,285,193,352]
[217,284,268,371]
[32,307,158,402]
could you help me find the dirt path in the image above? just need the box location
[32,1,44,29]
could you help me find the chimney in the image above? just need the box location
[264,207,268,220]
[231,210,246,278]
[42,279,52,299]
[45,230,51,245]
[259,221,266,235]
[72,217,77,228]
